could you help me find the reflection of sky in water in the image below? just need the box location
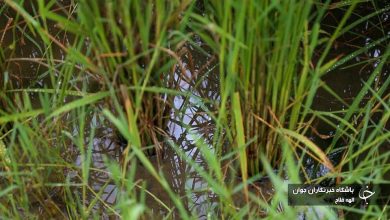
[69,42,220,218]
[166,47,219,217]
[2,2,387,216]
[73,112,121,216]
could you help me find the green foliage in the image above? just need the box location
[0,0,388,219]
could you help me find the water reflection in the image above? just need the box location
[133,42,220,218]
[306,1,390,187]
[1,1,389,218]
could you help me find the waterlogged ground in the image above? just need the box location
[1,1,389,219]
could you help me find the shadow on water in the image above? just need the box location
[1,0,389,219]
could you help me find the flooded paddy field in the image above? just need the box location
[0,0,389,219]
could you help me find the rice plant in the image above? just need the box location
[0,0,388,219]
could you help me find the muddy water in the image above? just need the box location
[1,1,389,219]
[306,2,390,182]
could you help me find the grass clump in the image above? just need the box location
[0,0,389,219]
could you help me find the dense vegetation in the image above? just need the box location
[0,0,389,219]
